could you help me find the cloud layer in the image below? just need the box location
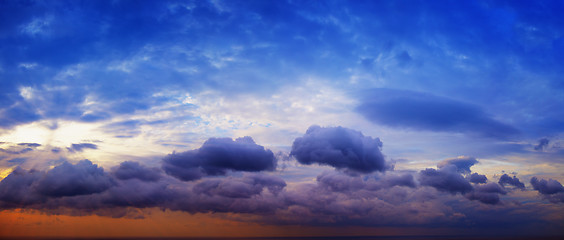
[0,126,562,236]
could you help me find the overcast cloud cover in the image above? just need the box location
[1,0,564,238]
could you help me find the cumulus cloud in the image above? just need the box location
[437,156,478,174]
[0,159,287,215]
[530,177,564,203]
[0,156,561,233]
[356,89,519,139]
[290,125,388,173]
[0,160,115,208]
[0,128,560,233]
[0,167,46,208]
[465,182,507,205]
[315,171,416,193]
[469,173,488,184]
[35,160,115,197]
[498,174,525,189]
[418,166,473,194]
[193,174,286,198]
[162,137,276,181]
[112,161,162,182]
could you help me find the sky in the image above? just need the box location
[1,0,564,238]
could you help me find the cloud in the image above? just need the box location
[290,125,389,173]
[193,173,286,199]
[162,137,276,181]
[468,173,488,184]
[69,143,98,152]
[35,160,115,197]
[498,174,525,190]
[465,182,507,205]
[0,167,46,208]
[418,166,473,194]
[530,177,564,203]
[18,143,41,147]
[0,102,41,129]
[0,160,115,209]
[0,147,33,155]
[356,89,519,139]
[0,157,562,235]
[437,156,478,174]
[379,173,417,188]
[534,138,549,151]
[112,161,162,182]
[315,171,416,193]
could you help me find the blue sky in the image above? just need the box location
[1,0,564,238]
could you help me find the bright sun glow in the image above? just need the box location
[0,121,101,147]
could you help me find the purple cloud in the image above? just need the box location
[113,161,162,182]
[162,136,276,181]
[418,165,473,194]
[356,89,520,139]
[35,160,115,197]
[437,156,478,174]
[193,174,286,199]
[69,143,98,152]
[0,167,46,208]
[0,158,562,235]
[290,125,389,173]
[469,173,488,184]
[498,174,525,190]
[530,177,564,203]
[465,182,507,205]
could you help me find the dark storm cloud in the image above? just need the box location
[437,156,478,173]
[469,173,488,184]
[498,174,525,190]
[112,161,161,182]
[356,89,519,139]
[530,177,564,203]
[290,125,388,173]
[418,166,473,194]
[534,138,550,151]
[69,143,98,152]
[162,137,276,181]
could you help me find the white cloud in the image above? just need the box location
[20,16,53,37]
